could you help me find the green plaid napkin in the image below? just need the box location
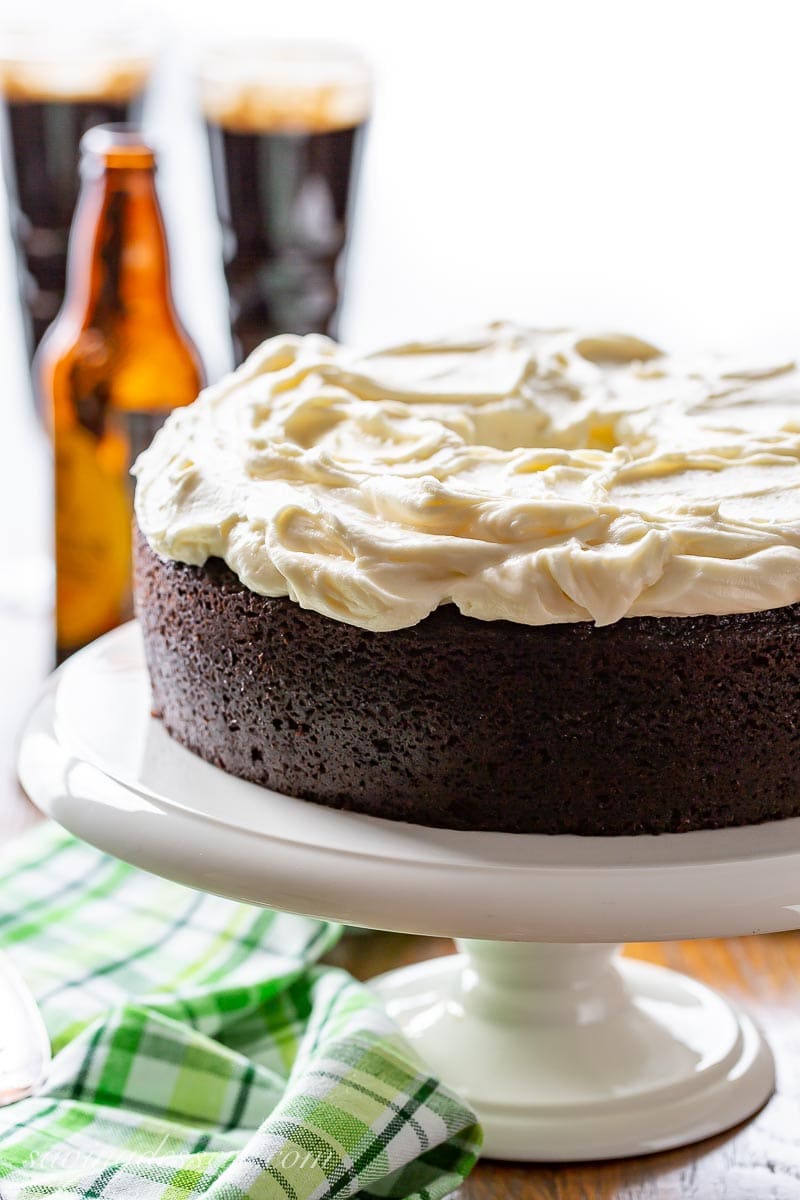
[0,824,481,1199]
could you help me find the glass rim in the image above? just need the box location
[0,24,158,66]
[194,38,372,86]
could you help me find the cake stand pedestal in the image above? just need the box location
[19,623,799,1162]
[372,942,768,1160]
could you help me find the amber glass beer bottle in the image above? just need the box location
[34,124,204,662]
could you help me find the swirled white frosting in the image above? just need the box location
[133,325,800,630]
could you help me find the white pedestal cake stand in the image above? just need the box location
[18,623,800,1162]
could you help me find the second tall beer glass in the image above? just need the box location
[0,29,153,362]
[199,42,371,363]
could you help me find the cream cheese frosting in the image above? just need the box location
[133,324,800,631]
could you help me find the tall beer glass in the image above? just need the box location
[199,42,371,363]
[0,28,153,361]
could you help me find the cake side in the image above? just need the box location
[134,526,800,836]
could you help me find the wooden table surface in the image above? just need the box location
[3,608,800,1199]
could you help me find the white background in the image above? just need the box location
[2,0,800,567]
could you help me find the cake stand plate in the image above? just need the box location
[18,623,798,1162]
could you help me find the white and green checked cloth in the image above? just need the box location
[0,823,481,1200]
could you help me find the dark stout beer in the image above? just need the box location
[201,45,370,362]
[34,125,204,661]
[0,59,149,359]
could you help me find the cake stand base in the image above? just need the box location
[372,940,773,1162]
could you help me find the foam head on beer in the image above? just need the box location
[198,40,372,133]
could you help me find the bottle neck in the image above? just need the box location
[64,165,177,327]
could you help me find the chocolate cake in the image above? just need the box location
[134,526,800,836]
[132,326,800,835]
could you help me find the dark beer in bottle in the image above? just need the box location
[34,125,204,662]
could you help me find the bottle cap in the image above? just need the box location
[80,123,156,172]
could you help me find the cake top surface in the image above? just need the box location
[133,325,800,630]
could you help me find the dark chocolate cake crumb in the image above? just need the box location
[134,525,800,836]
